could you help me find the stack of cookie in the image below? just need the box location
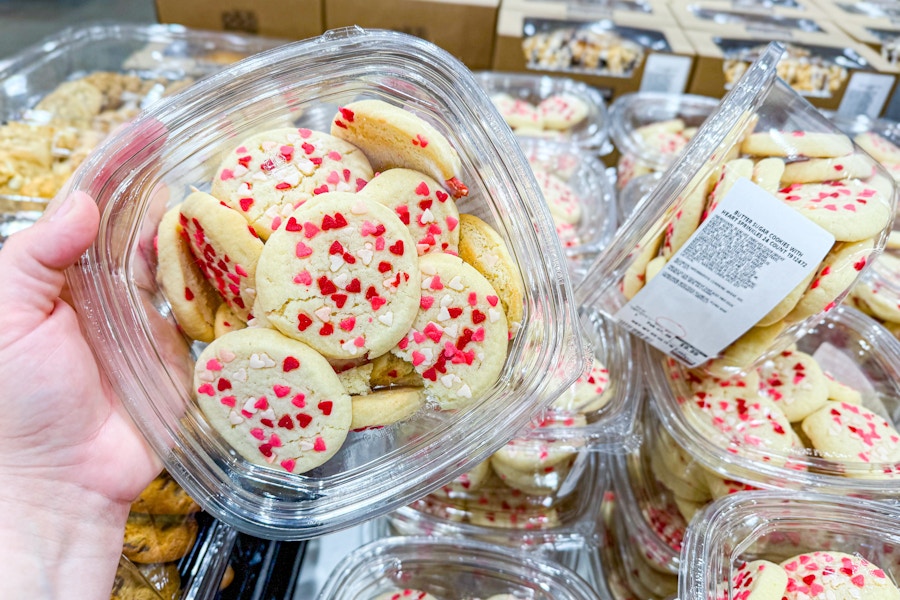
[157,100,526,476]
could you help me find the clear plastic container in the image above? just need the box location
[647,304,900,498]
[474,71,611,153]
[617,170,662,225]
[577,42,897,376]
[680,490,900,600]
[0,22,285,244]
[608,92,720,191]
[315,536,601,600]
[519,138,617,283]
[64,28,586,539]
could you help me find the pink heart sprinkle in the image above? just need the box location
[486,295,499,307]
[296,242,313,257]
[197,383,215,396]
[273,385,291,398]
[206,359,223,371]
[250,428,265,440]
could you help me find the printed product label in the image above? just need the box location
[837,72,896,119]
[639,53,692,94]
[615,178,835,366]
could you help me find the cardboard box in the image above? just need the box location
[324,0,499,70]
[670,0,829,17]
[831,16,900,66]
[501,0,677,22]
[671,1,849,42]
[493,5,696,102]
[685,28,898,117]
[817,0,900,23]
[155,0,324,41]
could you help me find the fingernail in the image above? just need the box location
[45,193,75,222]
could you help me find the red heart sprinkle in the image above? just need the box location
[318,401,333,416]
[296,413,312,428]
[283,357,300,371]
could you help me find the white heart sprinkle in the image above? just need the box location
[440,295,453,307]
[416,243,430,255]
[252,172,267,181]
[239,182,251,193]
[334,273,349,288]
[440,374,455,389]
[315,306,331,322]
[219,350,236,363]
[444,324,458,338]
[284,171,300,186]
[342,339,359,354]
[378,311,394,326]
[489,309,501,323]
[438,307,451,322]
[233,164,249,177]
[242,398,257,414]
[228,410,244,425]
[232,368,248,382]
[329,254,344,272]
[458,384,472,398]
[447,275,464,291]
[198,370,215,382]
[297,159,315,175]
[351,200,369,214]
[259,408,276,421]
[420,208,435,223]
[358,248,374,265]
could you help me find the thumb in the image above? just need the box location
[0,192,99,328]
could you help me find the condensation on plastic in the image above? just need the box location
[64,27,586,540]
[576,42,898,375]
[609,92,720,177]
[680,490,900,600]
[474,71,611,153]
[517,137,617,284]
[647,305,900,497]
[315,536,601,600]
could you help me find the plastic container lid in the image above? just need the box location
[65,27,586,539]
[647,304,900,497]
[577,42,897,376]
[474,71,611,152]
[616,170,662,225]
[680,490,900,600]
[316,536,601,600]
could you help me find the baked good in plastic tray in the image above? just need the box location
[645,304,900,499]
[577,41,897,376]
[680,490,900,600]
[64,27,586,539]
[315,536,600,600]
[474,71,610,152]
[608,92,720,191]
[0,22,285,246]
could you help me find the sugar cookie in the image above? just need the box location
[490,454,574,495]
[741,131,854,158]
[491,93,543,130]
[644,255,667,283]
[777,180,891,242]
[662,184,707,258]
[757,350,829,422]
[194,328,352,474]
[538,93,589,130]
[751,157,786,194]
[391,252,508,408]
[359,168,461,256]
[435,459,492,497]
[211,127,373,239]
[337,362,373,396]
[757,269,816,327]
[704,158,754,219]
[716,560,788,600]
[491,414,586,473]
[674,496,704,523]
[468,504,560,530]
[824,372,862,405]
[531,167,582,225]
[622,229,664,300]
[552,355,613,414]
[780,551,900,599]
[155,204,220,342]
[853,253,900,323]
[707,321,788,378]
[702,470,758,499]
[350,387,425,430]
[781,153,877,184]
[649,429,712,502]
[457,213,524,335]
[786,238,875,323]
[372,591,437,600]
[369,352,422,388]
[801,401,900,476]
[255,192,420,360]
[331,99,469,198]
[179,191,264,322]
[855,131,900,164]
[214,302,246,338]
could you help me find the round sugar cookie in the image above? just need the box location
[531,166,583,224]
[685,391,794,465]
[649,429,712,502]
[716,560,788,600]
[674,496,704,523]
[757,269,816,327]
[637,118,685,139]
[538,93,589,130]
[491,414,587,472]
[179,191,264,322]
[682,364,761,400]
[468,504,560,530]
[194,328,351,474]
[777,180,891,242]
[491,93,543,130]
[490,454,574,495]
[751,156,786,194]
[359,168,461,256]
[757,350,829,422]
[337,362,374,396]
[457,213,524,335]
[704,158,754,219]
[616,152,655,190]
[435,459,492,497]
[707,321,788,377]
[801,401,900,475]
[214,302,245,338]
[786,238,875,323]
[391,252,508,408]
[741,131,854,158]
[662,183,707,258]
[349,387,425,430]
[552,355,613,414]
[255,192,420,360]
[781,152,877,184]
[644,255,667,283]
[824,372,863,405]
[156,204,220,343]
[331,99,469,198]
[855,131,900,164]
[210,128,373,239]
[372,591,437,600]
[702,470,758,499]
[622,228,664,300]
[853,253,900,323]
[780,551,900,600]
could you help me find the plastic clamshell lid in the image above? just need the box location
[316,536,600,600]
[577,42,897,374]
[680,490,900,600]
[647,305,900,496]
[474,71,611,151]
[64,28,585,539]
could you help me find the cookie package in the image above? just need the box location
[680,490,900,600]
[315,536,599,600]
[64,28,586,539]
[578,42,898,377]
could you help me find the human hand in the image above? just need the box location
[0,191,161,599]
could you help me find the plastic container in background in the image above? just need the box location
[647,304,900,499]
[315,536,601,600]
[474,71,611,153]
[577,42,897,377]
[617,171,662,226]
[65,28,585,540]
[680,491,900,600]
[609,92,720,191]
[0,22,285,244]
[519,138,617,283]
